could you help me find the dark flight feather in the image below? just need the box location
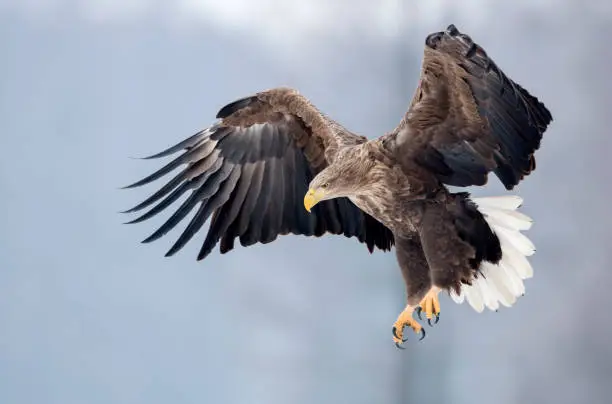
[123,91,394,260]
[216,96,258,119]
[389,24,553,191]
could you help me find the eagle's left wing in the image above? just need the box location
[386,24,553,191]
[121,88,394,260]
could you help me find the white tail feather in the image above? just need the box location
[450,195,536,313]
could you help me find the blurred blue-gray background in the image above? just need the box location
[1,1,610,403]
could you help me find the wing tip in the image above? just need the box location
[216,95,258,119]
[446,24,459,35]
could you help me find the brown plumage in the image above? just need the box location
[122,25,553,347]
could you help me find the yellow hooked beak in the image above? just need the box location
[304,188,326,213]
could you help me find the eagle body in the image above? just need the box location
[123,25,553,346]
[318,144,503,302]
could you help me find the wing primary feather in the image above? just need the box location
[137,127,213,160]
[122,139,217,189]
[209,126,234,142]
[198,164,253,259]
[121,169,189,214]
[165,164,240,257]
[124,182,190,224]
[122,157,187,189]
[140,158,225,244]
[125,152,225,223]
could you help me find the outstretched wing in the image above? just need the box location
[387,24,553,190]
[122,87,394,260]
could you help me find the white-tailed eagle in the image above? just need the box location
[122,25,552,348]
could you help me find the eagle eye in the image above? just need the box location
[322,182,330,189]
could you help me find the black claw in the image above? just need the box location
[435,313,440,324]
[428,318,434,327]
[419,328,426,341]
[416,307,423,320]
[392,326,407,342]
[395,342,406,350]
[392,326,408,347]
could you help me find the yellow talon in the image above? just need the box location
[417,287,441,326]
[392,305,425,349]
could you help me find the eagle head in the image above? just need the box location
[303,147,375,212]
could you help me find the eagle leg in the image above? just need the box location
[392,305,426,349]
[416,286,441,327]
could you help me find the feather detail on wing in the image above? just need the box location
[122,87,394,260]
[388,24,553,190]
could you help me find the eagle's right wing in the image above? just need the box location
[387,24,553,191]
[122,87,394,260]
